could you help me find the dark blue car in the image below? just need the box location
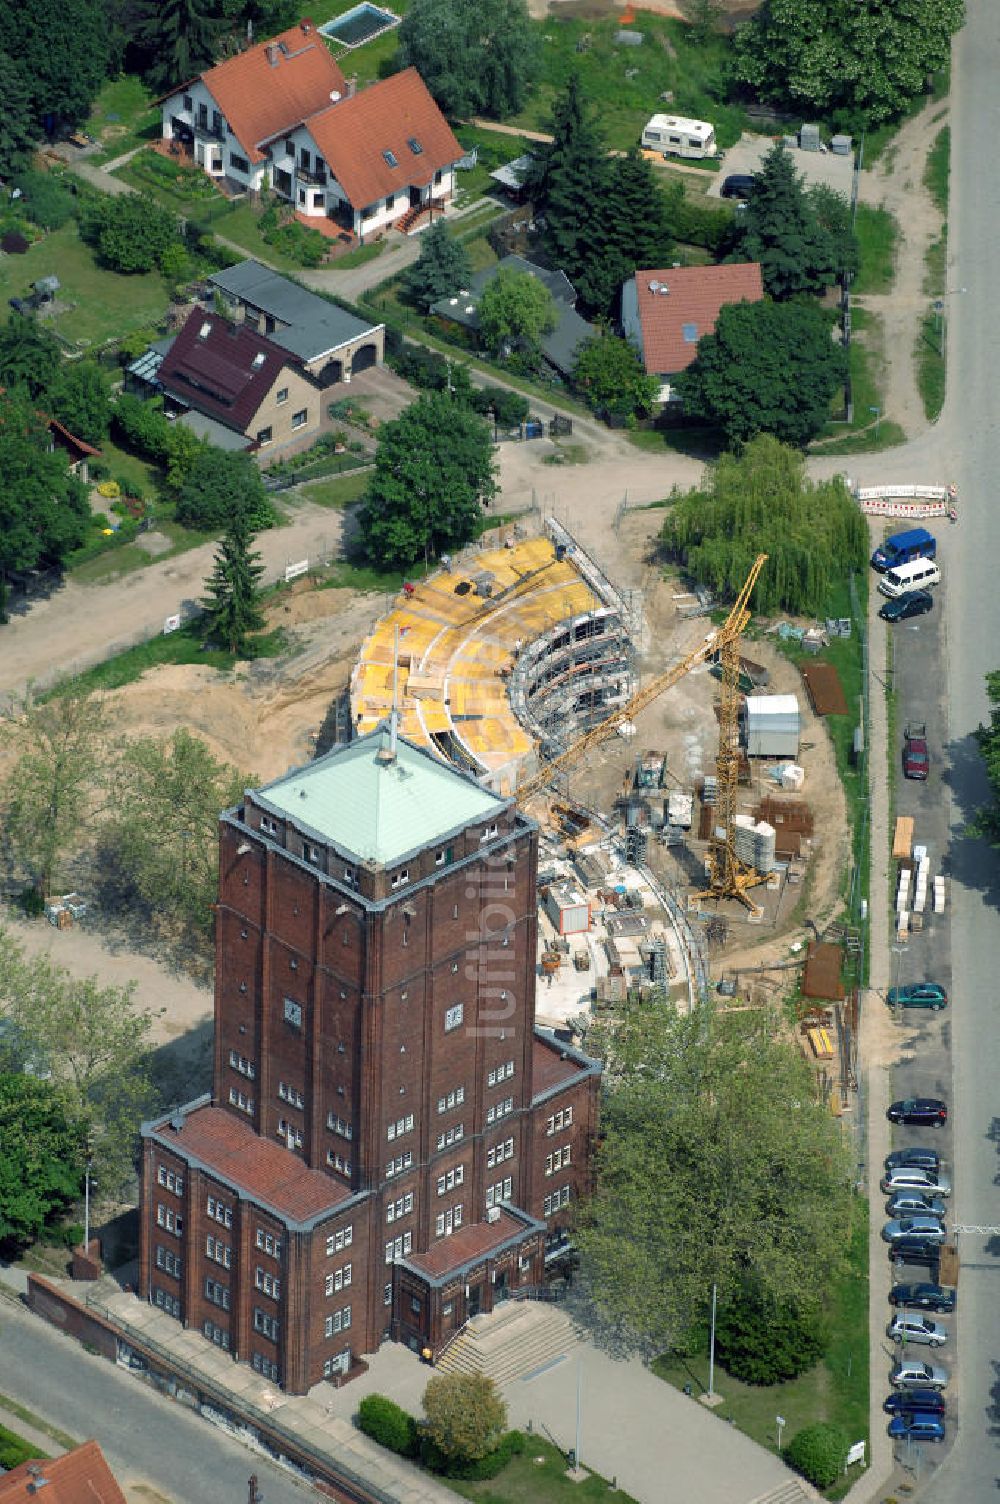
[884,1389,946,1415]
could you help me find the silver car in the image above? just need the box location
[881,1216,947,1244]
[881,1167,952,1197]
[891,1358,949,1389]
[887,1313,948,1347]
[886,1191,948,1219]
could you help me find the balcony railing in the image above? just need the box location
[297,166,328,187]
[195,121,225,142]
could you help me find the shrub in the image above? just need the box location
[12,170,76,231]
[785,1423,848,1489]
[0,1424,45,1471]
[422,1428,525,1479]
[357,1394,419,1457]
[716,1292,829,1385]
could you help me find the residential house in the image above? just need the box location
[429,254,596,379]
[161,27,462,239]
[0,1440,127,1503]
[620,262,764,402]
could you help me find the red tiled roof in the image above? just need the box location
[632,262,764,376]
[407,1211,525,1279]
[532,1034,587,1098]
[158,309,296,434]
[199,21,347,165]
[305,68,462,211]
[155,1105,348,1222]
[0,1441,127,1503]
[47,414,102,459]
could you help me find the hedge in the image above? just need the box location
[356,1394,419,1458]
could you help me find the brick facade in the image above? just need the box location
[139,731,600,1392]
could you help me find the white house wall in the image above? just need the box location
[161,81,267,189]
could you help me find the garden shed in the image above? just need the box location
[744,695,801,758]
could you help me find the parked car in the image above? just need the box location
[886,1191,948,1219]
[882,1167,952,1197]
[888,1412,945,1442]
[887,1098,947,1127]
[720,173,755,201]
[889,1283,957,1313]
[887,1313,948,1347]
[883,1388,946,1415]
[883,1216,947,1245]
[885,1147,942,1173]
[887,982,948,1007]
[889,1235,944,1266]
[891,1357,949,1390]
[903,722,930,781]
[879,589,934,623]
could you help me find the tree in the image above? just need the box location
[476,268,558,361]
[47,362,111,446]
[576,998,854,1355]
[359,392,497,568]
[572,333,659,419]
[677,298,847,447]
[201,512,266,655]
[0,395,90,619]
[399,0,537,119]
[715,1282,830,1383]
[0,0,109,131]
[0,689,108,899]
[661,436,869,616]
[808,183,860,285]
[526,74,614,305]
[0,932,154,1200]
[0,52,36,177]
[422,1374,507,1464]
[0,1074,86,1253]
[731,0,965,127]
[175,447,275,531]
[133,0,219,93]
[403,220,473,312]
[79,192,179,275]
[608,147,674,273]
[100,729,249,937]
[784,1424,848,1489]
[970,671,1000,845]
[0,315,63,402]
[731,142,837,300]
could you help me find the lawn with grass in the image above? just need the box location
[924,127,950,216]
[49,621,287,697]
[654,1206,869,1501]
[216,204,307,273]
[915,312,946,423]
[852,205,898,296]
[304,0,412,87]
[334,240,386,269]
[300,471,371,508]
[444,1438,640,1504]
[0,224,170,351]
[85,75,160,164]
[813,309,905,455]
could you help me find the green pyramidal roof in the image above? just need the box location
[256,727,508,867]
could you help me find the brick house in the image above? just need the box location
[620,262,765,402]
[139,728,600,1392]
[160,25,462,238]
[0,1440,127,1503]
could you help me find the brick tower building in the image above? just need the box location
[139,727,600,1393]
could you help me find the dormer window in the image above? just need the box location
[251,352,266,369]
[391,868,409,890]
[382,149,399,168]
[408,137,423,155]
[198,321,212,339]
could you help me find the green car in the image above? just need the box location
[887,983,948,1010]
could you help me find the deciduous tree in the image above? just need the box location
[476,267,558,361]
[0,315,63,403]
[677,298,846,447]
[422,1374,507,1463]
[0,1073,86,1253]
[576,997,854,1355]
[660,435,869,616]
[175,447,275,530]
[0,0,109,131]
[359,392,497,568]
[201,512,266,655]
[970,670,1000,845]
[47,361,111,445]
[572,332,659,418]
[399,0,537,119]
[0,689,108,898]
[79,192,179,275]
[403,219,473,312]
[0,395,90,620]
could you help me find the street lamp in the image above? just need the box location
[869,405,881,442]
[891,942,907,1026]
[776,1415,786,1455]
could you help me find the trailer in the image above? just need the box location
[641,113,717,160]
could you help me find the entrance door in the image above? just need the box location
[495,1270,509,1302]
[467,1284,482,1318]
[409,185,422,208]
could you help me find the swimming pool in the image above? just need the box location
[319,3,400,49]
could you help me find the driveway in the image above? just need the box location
[706,133,855,197]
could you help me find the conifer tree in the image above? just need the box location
[527,74,612,296]
[403,220,473,311]
[732,141,836,300]
[609,147,674,272]
[201,512,265,656]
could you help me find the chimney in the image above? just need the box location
[347,73,358,98]
[266,43,279,66]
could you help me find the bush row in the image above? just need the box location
[356,1393,525,1480]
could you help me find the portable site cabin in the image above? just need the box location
[744,695,802,759]
[641,113,717,159]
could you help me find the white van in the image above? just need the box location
[878,557,942,598]
[641,114,717,160]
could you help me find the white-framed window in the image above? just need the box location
[260,814,277,835]
[384,1231,413,1263]
[277,1118,303,1150]
[485,1176,513,1209]
[327,1112,353,1140]
[207,1196,232,1228]
[252,1351,279,1381]
[291,408,308,430]
[390,867,409,889]
[205,1277,230,1310]
[255,1229,282,1259]
[154,1245,182,1277]
[325,1304,352,1337]
[385,1150,413,1178]
[386,1113,415,1142]
[255,426,273,446]
[487,1060,515,1087]
[275,387,289,405]
[278,1081,304,1109]
[253,1308,280,1340]
[155,1204,183,1235]
[327,1149,352,1175]
[384,1282,393,1306]
[546,1106,574,1135]
[437,1086,465,1114]
[545,1145,571,1176]
[282,996,302,1028]
[228,1086,254,1115]
[157,1166,184,1194]
[487,1136,514,1168]
[543,1186,572,1216]
[480,823,498,842]
[436,1122,464,1150]
[255,1267,281,1299]
[343,864,357,888]
[203,1319,231,1349]
[386,1192,414,1224]
[326,1226,353,1256]
[206,1234,232,1267]
[444,1003,463,1032]
[153,1286,181,1318]
[229,1050,256,1080]
[325,1263,352,1296]
[486,1096,514,1125]
[436,1165,464,1195]
[434,1204,464,1237]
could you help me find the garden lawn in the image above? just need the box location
[296,0,412,86]
[852,206,898,296]
[84,76,160,164]
[653,1208,869,1502]
[813,309,905,454]
[0,224,170,350]
[215,204,308,273]
[444,1438,640,1504]
[300,472,371,508]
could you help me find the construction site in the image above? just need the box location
[346,518,860,1093]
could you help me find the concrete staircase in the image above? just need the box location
[435,1299,576,1386]
[746,1480,822,1504]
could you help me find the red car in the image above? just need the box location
[904,723,929,781]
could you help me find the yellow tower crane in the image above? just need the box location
[516,553,769,913]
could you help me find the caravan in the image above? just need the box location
[641,114,717,160]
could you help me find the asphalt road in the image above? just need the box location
[0,1294,313,1504]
